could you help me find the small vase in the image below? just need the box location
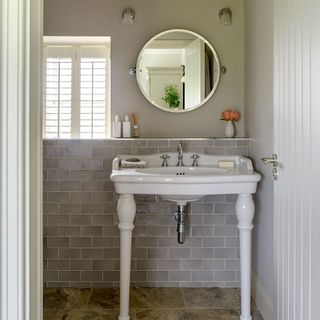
[224,120,235,138]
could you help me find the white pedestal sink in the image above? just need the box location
[111,153,261,320]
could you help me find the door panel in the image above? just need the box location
[185,38,205,108]
[274,0,320,319]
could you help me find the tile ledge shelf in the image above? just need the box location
[43,137,250,141]
[43,138,250,148]
[43,137,250,147]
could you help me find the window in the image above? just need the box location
[43,37,111,138]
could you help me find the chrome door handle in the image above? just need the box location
[261,154,278,180]
[261,154,278,166]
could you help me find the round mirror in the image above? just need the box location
[136,29,221,113]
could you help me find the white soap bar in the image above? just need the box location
[218,160,235,168]
[121,160,146,168]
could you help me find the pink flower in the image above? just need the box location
[220,109,240,122]
[232,111,240,121]
[221,109,232,121]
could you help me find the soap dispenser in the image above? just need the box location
[131,113,139,138]
[112,114,122,138]
[122,114,131,138]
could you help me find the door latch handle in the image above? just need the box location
[261,154,278,166]
[261,154,278,180]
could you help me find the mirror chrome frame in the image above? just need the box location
[136,29,221,113]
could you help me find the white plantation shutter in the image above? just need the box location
[43,42,110,138]
[44,47,73,138]
[79,47,110,138]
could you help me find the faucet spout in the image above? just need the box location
[176,142,184,167]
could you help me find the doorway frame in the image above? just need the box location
[0,0,43,319]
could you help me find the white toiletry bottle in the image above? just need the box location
[122,114,131,138]
[112,114,122,138]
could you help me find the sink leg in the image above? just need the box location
[236,194,255,320]
[117,194,136,320]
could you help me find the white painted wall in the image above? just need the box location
[44,0,244,138]
[244,1,274,319]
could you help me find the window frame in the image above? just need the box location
[43,37,111,139]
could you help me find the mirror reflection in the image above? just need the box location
[136,29,221,113]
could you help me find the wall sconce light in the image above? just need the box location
[122,8,135,24]
[219,7,232,25]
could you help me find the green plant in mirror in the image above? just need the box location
[162,84,180,108]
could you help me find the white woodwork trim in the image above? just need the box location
[310,0,320,318]
[30,0,43,318]
[43,36,111,45]
[147,67,183,75]
[0,0,42,319]
[251,270,273,320]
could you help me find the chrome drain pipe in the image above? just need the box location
[174,205,186,244]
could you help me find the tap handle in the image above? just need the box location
[191,154,200,160]
[161,154,170,167]
[177,143,183,152]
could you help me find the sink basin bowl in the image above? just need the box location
[136,166,226,176]
[160,194,204,203]
[133,165,228,203]
[111,153,261,205]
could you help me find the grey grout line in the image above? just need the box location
[85,288,93,306]
[181,287,187,308]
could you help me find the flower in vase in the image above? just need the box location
[220,109,241,122]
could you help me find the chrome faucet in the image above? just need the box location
[160,154,170,167]
[176,143,185,167]
[191,154,200,167]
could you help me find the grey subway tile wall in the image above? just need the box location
[43,138,249,288]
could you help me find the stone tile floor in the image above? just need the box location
[44,288,264,320]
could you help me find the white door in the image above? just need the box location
[273,0,320,319]
[184,38,205,109]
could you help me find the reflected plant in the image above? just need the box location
[162,84,180,108]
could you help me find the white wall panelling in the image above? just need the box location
[274,0,320,319]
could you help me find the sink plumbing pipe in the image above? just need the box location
[174,205,186,244]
